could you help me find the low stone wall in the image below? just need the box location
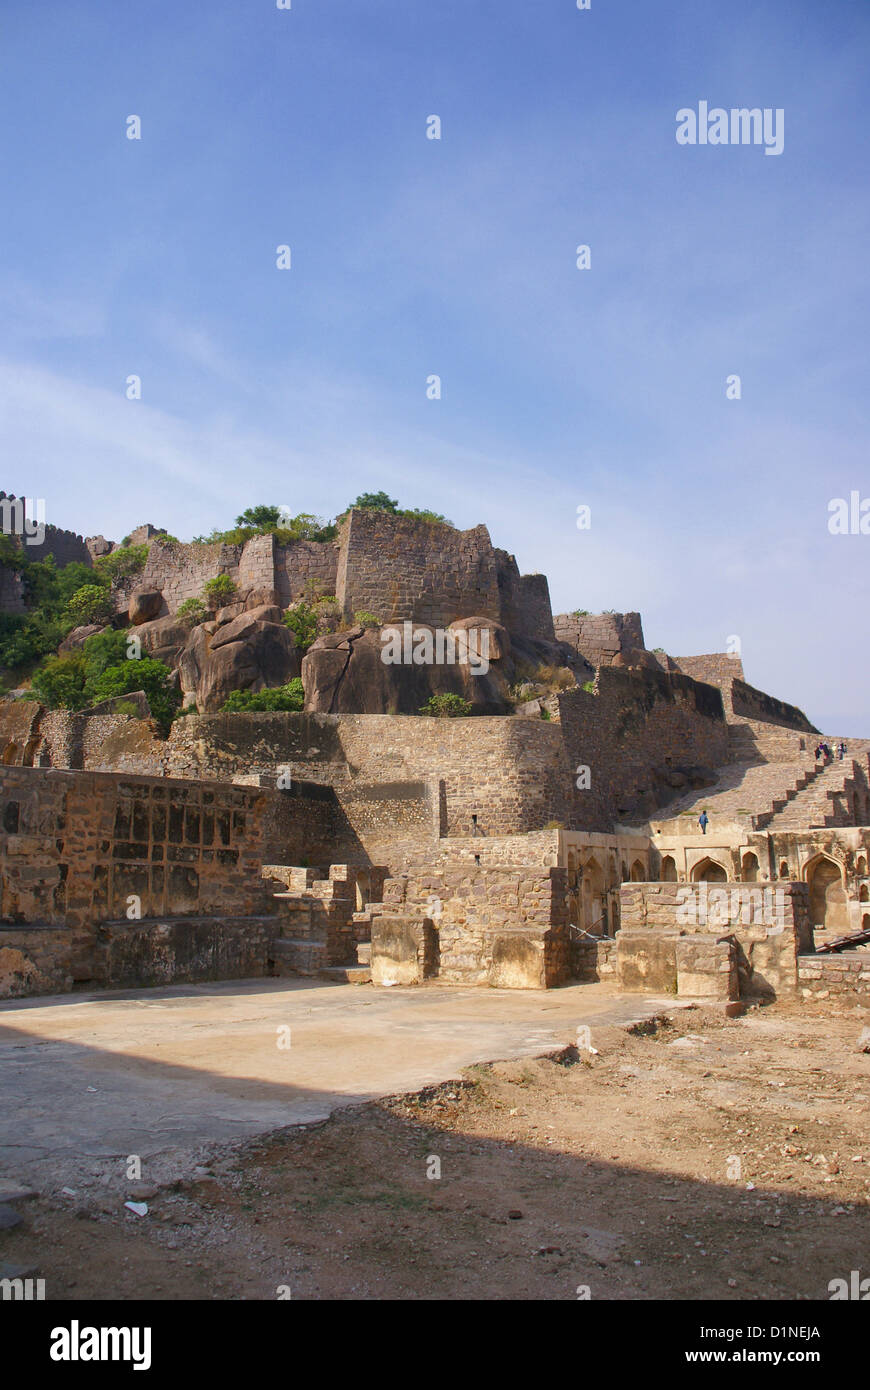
[798,952,870,1001]
[617,881,812,998]
[379,864,571,988]
[370,915,438,986]
[94,915,279,989]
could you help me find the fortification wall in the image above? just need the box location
[114,533,340,616]
[336,511,504,627]
[0,494,92,571]
[670,653,745,689]
[669,656,816,733]
[128,537,245,613]
[730,678,817,733]
[0,765,340,995]
[553,611,648,665]
[164,712,574,838]
[274,539,339,605]
[557,667,729,830]
[334,510,554,637]
[494,558,556,642]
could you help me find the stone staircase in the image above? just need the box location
[663,757,823,828]
[657,719,870,831]
[760,759,861,830]
[260,864,381,982]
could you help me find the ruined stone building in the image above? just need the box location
[1,509,868,1006]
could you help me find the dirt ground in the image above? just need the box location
[4,996,869,1301]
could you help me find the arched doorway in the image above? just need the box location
[660,855,678,882]
[581,856,607,935]
[691,857,728,883]
[859,884,869,903]
[779,860,790,879]
[741,852,759,882]
[630,859,645,882]
[856,855,867,876]
[804,855,849,933]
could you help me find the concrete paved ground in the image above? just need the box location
[0,978,682,1185]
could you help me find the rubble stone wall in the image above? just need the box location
[0,765,340,995]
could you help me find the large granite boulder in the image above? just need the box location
[129,588,164,625]
[177,606,298,712]
[302,620,514,715]
[134,615,193,666]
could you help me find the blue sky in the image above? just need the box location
[2,0,868,731]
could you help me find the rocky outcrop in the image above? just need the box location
[129,588,165,624]
[58,624,106,652]
[177,605,298,712]
[126,601,298,712]
[302,618,516,715]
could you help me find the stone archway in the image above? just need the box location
[660,855,678,882]
[859,884,869,903]
[630,859,645,882]
[691,857,728,884]
[779,860,790,879]
[804,855,849,933]
[581,856,607,934]
[856,855,867,876]
[741,852,760,882]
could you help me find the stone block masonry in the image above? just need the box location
[670,655,816,733]
[123,533,340,616]
[618,880,812,999]
[558,665,730,829]
[379,864,571,988]
[164,711,576,842]
[335,509,555,638]
[798,951,870,1001]
[554,611,647,666]
[0,765,342,995]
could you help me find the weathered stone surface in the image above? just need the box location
[134,615,192,666]
[59,624,105,652]
[169,609,298,713]
[370,914,438,986]
[209,605,284,650]
[302,624,514,715]
[129,588,164,625]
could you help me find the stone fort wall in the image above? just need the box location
[162,711,575,840]
[670,654,816,733]
[334,510,555,638]
[0,765,341,996]
[0,493,93,571]
[553,611,647,665]
[557,666,730,829]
